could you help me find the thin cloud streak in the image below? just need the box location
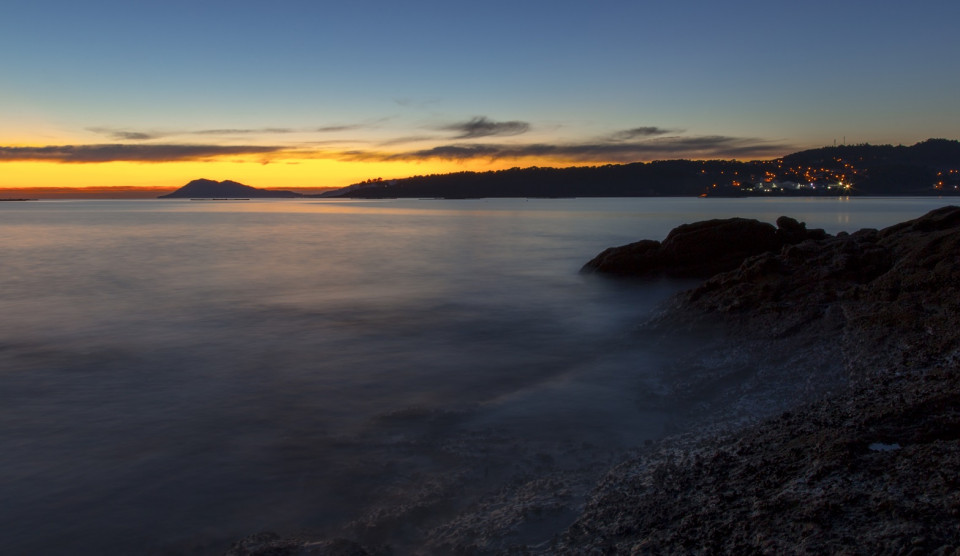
[86,125,366,141]
[86,127,166,141]
[0,144,286,163]
[193,125,363,135]
[4,129,795,165]
[608,126,676,141]
[191,128,297,135]
[376,135,442,147]
[441,117,531,139]
[343,135,795,163]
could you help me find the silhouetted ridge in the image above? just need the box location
[159,179,302,198]
[316,139,960,199]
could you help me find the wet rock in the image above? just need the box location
[582,214,832,279]
[582,217,782,278]
[775,215,826,243]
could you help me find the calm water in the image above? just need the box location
[0,197,953,553]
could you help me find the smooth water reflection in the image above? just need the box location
[0,197,953,553]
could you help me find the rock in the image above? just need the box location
[582,215,830,279]
[775,215,827,243]
[582,217,782,278]
[580,239,663,276]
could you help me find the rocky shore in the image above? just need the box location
[228,206,960,555]
[563,205,960,554]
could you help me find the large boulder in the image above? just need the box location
[582,216,825,279]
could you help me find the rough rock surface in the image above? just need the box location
[581,216,826,278]
[560,205,960,554]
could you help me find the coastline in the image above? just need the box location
[560,205,960,553]
[227,205,960,555]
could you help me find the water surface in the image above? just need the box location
[0,197,952,553]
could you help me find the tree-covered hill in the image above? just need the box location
[319,139,960,198]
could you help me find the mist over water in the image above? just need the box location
[0,197,952,553]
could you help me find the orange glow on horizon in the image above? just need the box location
[0,154,598,195]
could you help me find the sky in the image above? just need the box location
[2,0,958,191]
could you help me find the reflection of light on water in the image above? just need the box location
[835,197,851,227]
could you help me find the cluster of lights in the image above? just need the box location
[935,169,960,190]
[699,156,956,194]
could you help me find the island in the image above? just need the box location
[158,178,302,199]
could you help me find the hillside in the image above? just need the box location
[319,139,960,199]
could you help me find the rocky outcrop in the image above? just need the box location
[666,205,960,379]
[561,205,960,554]
[581,216,825,278]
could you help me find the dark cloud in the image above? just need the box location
[347,135,795,163]
[376,135,440,146]
[314,125,360,133]
[0,144,285,163]
[110,131,159,141]
[89,125,362,140]
[405,144,504,159]
[608,126,675,141]
[87,127,165,141]
[442,117,530,139]
[6,128,793,166]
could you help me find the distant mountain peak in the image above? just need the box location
[158,179,302,198]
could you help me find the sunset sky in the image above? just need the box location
[2,0,958,191]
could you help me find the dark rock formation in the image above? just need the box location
[561,206,960,554]
[581,216,826,278]
[158,178,303,198]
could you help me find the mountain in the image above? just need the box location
[158,179,303,198]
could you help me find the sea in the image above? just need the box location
[0,196,953,554]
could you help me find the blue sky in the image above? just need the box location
[2,0,958,188]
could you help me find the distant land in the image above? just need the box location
[321,138,960,199]
[0,185,335,200]
[157,140,960,200]
[0,186,176,199]
[158,179,303,199]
